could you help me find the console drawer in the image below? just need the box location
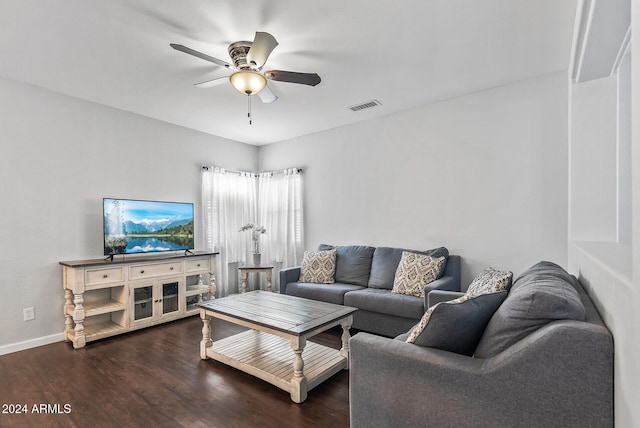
[129,262,183,280]
[186,257,211,273]
[85,267,125,289]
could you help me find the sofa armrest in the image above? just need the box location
[423,255,461,292]
[421,255,461,308]
[350,332,481,428]
[427,289,466,307]
[423,275,458,295]
[279,267,301,294]
[350,320,613,428]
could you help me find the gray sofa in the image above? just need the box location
[349,261,613,428]
[279,245,461,337]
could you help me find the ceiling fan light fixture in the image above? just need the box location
[229,71,267,95]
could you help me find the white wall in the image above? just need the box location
[570,75,619,242]
[0,77,257,352]
[259,72,569,286]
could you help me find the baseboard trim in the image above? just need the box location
[0,332,65,356]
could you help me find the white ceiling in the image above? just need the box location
[0,0,578,145]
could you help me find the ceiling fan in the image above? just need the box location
[170,31,321,105]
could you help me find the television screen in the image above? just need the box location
[103,198,194,255]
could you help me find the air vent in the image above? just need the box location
[348,99,382,112]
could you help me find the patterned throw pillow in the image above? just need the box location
[392,252,445,298]
[466,267,513,296]
[298,249,337,284]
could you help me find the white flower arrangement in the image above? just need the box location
[239,223,267,254]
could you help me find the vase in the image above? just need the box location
[253,253,262,265]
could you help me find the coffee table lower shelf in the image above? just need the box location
[204,329,347,401]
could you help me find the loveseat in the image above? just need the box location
[349,261,614,428]
[279,245,461,337]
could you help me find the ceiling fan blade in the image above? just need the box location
[258,85,278,103]
[194,76,229,88]
[265,70,321,86]
[170,43,234,69]
[246,32,279,68]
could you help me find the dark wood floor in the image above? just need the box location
[0,317,350,428]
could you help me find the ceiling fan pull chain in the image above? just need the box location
[248,94,252,125]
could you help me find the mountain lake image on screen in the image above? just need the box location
[103,198,194,255]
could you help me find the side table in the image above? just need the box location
[238,264,274,293]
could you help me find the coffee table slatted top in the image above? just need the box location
[198,290,357,336]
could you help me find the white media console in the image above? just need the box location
[60,251,218,349]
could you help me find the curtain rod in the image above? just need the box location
[201,166,255,176]
[201,166,302,176]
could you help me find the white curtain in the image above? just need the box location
[202,166,304,296]
[258,168,305,291]
[202,167,257,297]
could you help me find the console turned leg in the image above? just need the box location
[290,337,308,403]
[63,289,74,342]
[340,315,353,367]
[72,293,86,349]
[209,269,216,300]
[200,310,212,360]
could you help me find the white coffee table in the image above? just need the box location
[198,290,357,403]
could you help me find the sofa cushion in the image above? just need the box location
[474,261,587,358]
[284,282,364,305]
[392,252,445,297]
[299,249,336,284]
[467,267,513,296]
[510,260,578,293]
[318,245,375,286]
[368,247,449,289]
[404,290,507,355]
[344,288,425,320]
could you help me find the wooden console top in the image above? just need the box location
[60,250,219,268]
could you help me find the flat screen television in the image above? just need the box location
[103,198,194,255]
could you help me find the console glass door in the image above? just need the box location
[162,281,179,315]
[133,285,154,321]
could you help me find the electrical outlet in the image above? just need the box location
[23,307,35,321]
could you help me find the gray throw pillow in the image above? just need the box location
[368,246,449,289]
[406,290,507,356]
[474,261,586,358]
[317,244,375,286]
